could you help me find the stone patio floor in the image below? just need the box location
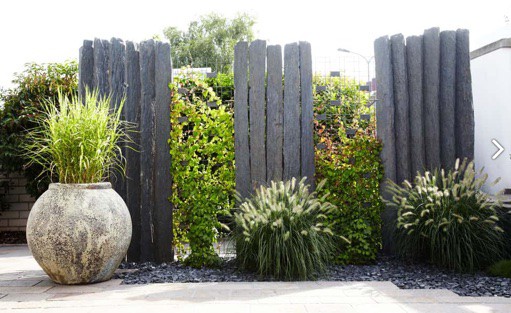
[1,245,511,312]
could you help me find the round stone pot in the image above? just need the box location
[26,182,132,285]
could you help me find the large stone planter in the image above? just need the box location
[26,183,132,285]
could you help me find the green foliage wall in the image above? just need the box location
[169,73,235,267]
[0,61,78,205]
[169,73,385,266]
[205,72,234,105]
[314,76,384,264]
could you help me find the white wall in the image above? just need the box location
[472,42,511,194]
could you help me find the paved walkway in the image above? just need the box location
[1,245,511,312]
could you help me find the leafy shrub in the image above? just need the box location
[316,127,384,264]
[313,75,371,138]
[0,61,77,199]
[385,159,505,272]
[170,72,235,268]
[234,178,338,280]
[314,75,384,264]
[488,260,511,278]
[205,72,234,105]
[23,90,128,183]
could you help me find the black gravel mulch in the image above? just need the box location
[0,231,27,244]
[115,256,511,297]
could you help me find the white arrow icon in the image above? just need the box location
[492,139,505,160]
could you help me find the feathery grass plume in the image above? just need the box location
[385,158,505,272]
[23,89,131,184]
[234,177,342,280]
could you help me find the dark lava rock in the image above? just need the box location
[115,255,511,297]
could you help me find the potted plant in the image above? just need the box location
[24,90,132,285]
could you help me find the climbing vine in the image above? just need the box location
[169,72,235,268]
[314,76,384,264]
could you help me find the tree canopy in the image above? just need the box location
[163,13,255,73]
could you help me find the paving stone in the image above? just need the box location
[0,292,52,303]
[383,288,458,298]
[353,303,408,313]
[437,296,511,304]
[316,281,399,290]
[319,296,377,304]
[275,296,321,304]
[0,286,52,294]
[0,280,41,287]
[373,295,437,304]
[305,304,357,313]
[342,288,382,297]
[399,303,477,313]
[33,280,58,287]
[45,285,104,294]
[250,304,308,313]
[92,279,123,289]
[459,304,511,313]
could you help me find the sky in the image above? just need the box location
[1,0,510,89]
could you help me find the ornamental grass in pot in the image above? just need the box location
[24,90,132,285]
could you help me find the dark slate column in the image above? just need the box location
[283,43,301,181]
[374,36,396,253]
[153,42,173,262]
[93,38,110,98]
[124,41,141,262]
[423,27,441,171]
[299,41,315,190]
[455,29,475,161]
[139,40,156,261]
[78,40,94,98]
[391,34,411,183]
[248,40,267,188]
[406,35,425,177]
[266,45,284,183]
[109,38,127,203]
[439,31,457,170]
[109,38,126,110]
[374,36,396,183]
[234,42,251,200]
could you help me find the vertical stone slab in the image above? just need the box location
[283,43,301,180]
[374,36,396,183]
[406,36,425,177]
[423,27,441,171]
[79,40,94,98]
[391,34,411,183]
[234,42,251,200]
[266,45,283,183]
[455,29,474,161]
[139,40,156,261]
[124,41,141,262]
[248,40,267,188]
[299,41,315,190]
[109,38,127,203]
[374,36,396,253]
[439,31,457,169]
[93,38,110,98]
[153,42,173,262]
[109,38,126,110]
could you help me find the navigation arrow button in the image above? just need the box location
[492,139,505,160]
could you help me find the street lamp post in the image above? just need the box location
[337,48,374,91]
